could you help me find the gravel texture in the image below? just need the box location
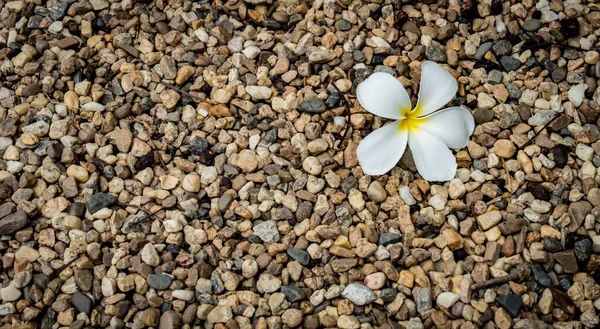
[1,0,600,329]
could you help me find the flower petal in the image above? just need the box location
[415,107,474,149]
[357,121,408,175]
[413,61,458,117]
[357,72,411,119]
[408,130,457,181]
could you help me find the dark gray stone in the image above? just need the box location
[72,292,93,315]
[86,193,116,214]
[496,294,523,317]
[379,233,402,246]
[281,285,306,302]
[287,246,310,265]
[531,264,552,287]
[475,42,493,61]
[500,56,521,71]
[188,136,208,155]
[299,99,326,114]
[147,274,172,290]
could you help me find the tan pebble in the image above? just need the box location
[67,165,89,182]
[160,175,179,190]
[160,89,180,109]
[493,139,516,158]
[64,90,79,110]
[540,225,561,239]
[21,132,38,146]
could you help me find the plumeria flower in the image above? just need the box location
[356,61,474,181]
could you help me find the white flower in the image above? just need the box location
[356,61,474,181]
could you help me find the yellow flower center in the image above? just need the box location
[398,108,425,133]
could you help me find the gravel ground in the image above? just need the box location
[0,0,600,328]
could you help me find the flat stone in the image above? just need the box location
[147,274,172,290]
[71,292,93,315]
[496,294,523,317]
[56,37,79,49]
[299,98,326,113]
[0,210,28,235]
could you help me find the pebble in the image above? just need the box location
[147,274,172,290]
[281,285,306,302]
[299,99,326,113]
[523,19,542,31]
[245,86,272,100]
[253,220,280,243]
[0,210,28,235]
[86,193,116,214]
[568,83,587,107]
[437,292,460,308]
[71,292,93,315]
[494,139,516,158]
[342,284,377,306]
[496,294,523,317]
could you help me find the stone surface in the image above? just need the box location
[342,284,377,306]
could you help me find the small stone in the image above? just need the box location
[160,90,180,109]
[257,273,282,293]
[188,136,208,155]
[159,311,180,329]
[495,308,512,329]
[338,315,360,329]
[0,285,21,302]
[568,83,587,107]
[500,56,521,71]
[494,139,516,158]
[379,233,402,246]
[523,19,542,31]
[413,287,433,314]
[86,193,115,214]
[437,292,460,308]
[531,265,552,286]
[0,210,28,235]
[238,149,258,172]
[574,239,592,261]
[477,211,502,230]
[71,292,93,315]
[281,309,303,327]
[299,98,326,113]
[143,309,160,327]
[245,86,272,100]
[141,244,160,266]
[496,294,523,317]
[253,220,280,243]
[147,274,172,290]
[367,181,387,202]
[364,272,386,290]
[207,305,232,323]
[281,285,306,302]
[342,283,377,306]
[287,247,310,266]
[539,288,553,314]
[15,246,40,262]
